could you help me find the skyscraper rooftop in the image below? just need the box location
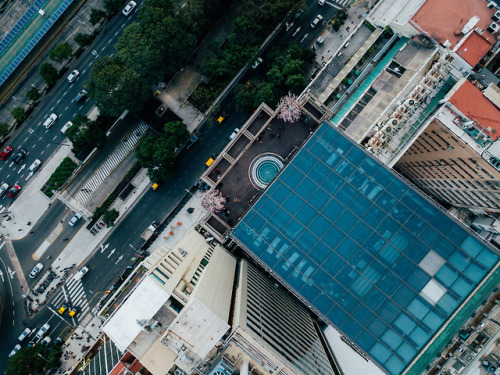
[232,123,500,374]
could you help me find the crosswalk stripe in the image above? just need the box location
[66,280,82,294]
[52,293,65,306]
[71,289,85,302]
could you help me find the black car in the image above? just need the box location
[185,135,199,150]
[12,148,27,164]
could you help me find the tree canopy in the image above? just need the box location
[49,42,73,63]
[7,343,62,375]
[40,63,59,87]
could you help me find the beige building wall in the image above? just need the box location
[395,119,500,212]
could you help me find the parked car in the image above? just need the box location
[28,159,42,173]
[43,113,58,129]
[29,262,43,279]
[252,57,263,69]
[310,14,324,29]
[18,328,32,342]
[67,70,80,83]
[318,0,326,5]
[68,212,82,226]
[36,323,50,339]
[185,135,199,150]
[229,128,240,140]
[74,89,88,103]
[122,0,136,15]
[9,344,21,357]
[12,148,27,164]
[74,266,89,281]
[293,8,304,20]
[0,146,12,160]
[0,182,9,197]
[61,121,73,134]
[7,184,21,198]
[41,336,51,345]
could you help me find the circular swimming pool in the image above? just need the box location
[250,154,284,189]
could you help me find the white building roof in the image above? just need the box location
[103,276,170,352]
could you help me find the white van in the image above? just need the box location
[43,113,58,129]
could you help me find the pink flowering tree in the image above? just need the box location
[202,189,226,214]
[277,92,301,123]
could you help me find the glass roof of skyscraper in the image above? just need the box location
[232,123,499,375]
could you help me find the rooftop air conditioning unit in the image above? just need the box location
[388,118,400,126]
[383,125,393,134]
[487,1,498,9]
[493,11,500,22]
[487,22,500,33]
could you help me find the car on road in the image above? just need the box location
[61,121,73,134]
[7,184,21,198]
[74,89,88,103]
[74,266,89,281]
[122,0,136,15]
[36,323,50,339]
[252,57,263,69]
[28,159,42,173]
[229,128,240,140]
[68,306,80,318]
[185,135,199,150]
[12,148,27,164]
[58,303,68,315]
[310,14,324,29]
[43,113,58,129]
[318,0,326,5]
[293,8,304,20]
[68,212,82,226]
[217,111,227,124]
[0,182,9,197]
[9,344,21,357]
[0,146,12,160]
[67,70,80,83]
[206,153,217,167]
[41,336,51,345]
[18,328,32,342]
[29,262,44,279]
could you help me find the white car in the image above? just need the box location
[318,0,326,5]
[28,159,42,173]
[74,266,89,281]
[29,262,44,279]
[61,121,73,134]
[68,212,82,227]
[229,128,240,140]
[9,344,21,357]
[41,336,51,345]
[43,113,58,129]
[252,57,263,69]
[0,182,9,197]
[67,70,80,83]
[36,323,50,339]
[18,327,32,342]
[122,1,136,16]
[310,14,324,29]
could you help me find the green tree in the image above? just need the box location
[66,114,107,156]
[40,63,59,87]
[49,42,73,63]
[135,134,177,182]
[103,208,119,227]
[74,33,94,47]
[11,107,27,123]
[103,0,124,15]
[7,343,62,375]
[254,82,275,107]
[164,121,189,144]
[89,8,107,25]
[26,87,42,101]
[285,74,306,93]
[234,82,255,113]
[85,57,151,116]
[267,66,283,87]
[0,122,9,137]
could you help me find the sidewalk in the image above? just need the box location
[1,138,73,240]
[25,168,151,314]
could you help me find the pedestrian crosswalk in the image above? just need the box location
[51,277,89,319]
[75,122,149,204]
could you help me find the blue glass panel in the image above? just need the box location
[377,216,400,240]
[377,273,400,297]
[348,169,368,190]
[310,214,330,238]
[379,244,400,264]
[296,150,318,174]
[407,298,430,320]
[409,326,430,349]
[365,288,387,312]
[364,233,386,255]
[342,319,363,338]
[460,236,483,257]
[259,247,280,268]
[396,342,417,363]
[322,226,344,251]
[420,226,441,247]
[476,249,499,268]
[362,205,385,228]
[373,168,393,187]
[430,212,453,235]
[405,267,430,292]
[300,280,321,302]
[356,329,378,352]
[348,193,372,217]
[335,159,355,178]
[321,125,340,145]
[339,291,361,312]
[247,214,265,234]
[446,225,468,246]
[353,304,374,325]
[309,242,331,264]
[370,342,392,363]
[323,252,345,277]
[349,221,371,244]
[270,209,291,228]
[331,132,352,155]
[415,201,437,222]
[296,230,318,251]
[259,224,278,243]
[275,258,294,279]
[322,173,344,195]
[327,304,348,327]
[405,240,428,264]
[422,311,445,332]
[382,329,403,350]
[322,149,341,167]
[271,183,291,204]
[435,265,459,288]
[433,236,455,258]
[335,264,360,286]
[283,219,304,241]
[387,178,409,199]
[392,284,416,309]
[376,190,397,212]
[436,293,459,315]
[295,177,318,201]
[349,247,372,270]
[309,187,331,210]
[451,277,474,299]
[345,147,365,165]
[325,279,346,300]
[297,204,317,226]
[368,316,389,337]
[351,273,375,297]
[390,228,412,252]
[281,166,304,189]
[314,293,334,313]
[336,237,359,259]
[394,313,417,333]
[385,356,406,375]
[449,251,469,271]
[311,267,330,289]
[308,161,331,185]
[281,192,304,215]
[360,180,383,201]
[336,209,358,234]
[336,183,358,206]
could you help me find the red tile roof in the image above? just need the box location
[449,80,500,141]
[411,0,496,49]
[455,31,493,67]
